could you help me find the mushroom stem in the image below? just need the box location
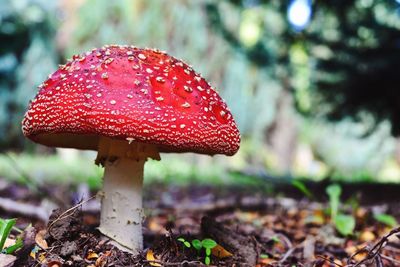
[96,137,160,254]
[100,157,144,253]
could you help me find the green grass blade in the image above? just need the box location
[292,180,313,199]
[4,237,23,254]
[374,213,398,227]
[0,218,17,251]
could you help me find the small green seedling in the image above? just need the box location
[374,213,398,227]
[292,180,313,199]
[177,237,191,248]
[201,238,217,265]
[326,184,341,220]
[270,235,280,243]
[177,237,217,265]
[0,218,23,254]
[260,253,269,259]
[326,184,356,236]
[191,239,202,252]
[334,214,356,236]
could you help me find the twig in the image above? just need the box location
[351,227,400,267]
[277,232,296,264]
[48,195,96,231]
[382,245,400,253]
[277,232,293,250]
[12,226,23,234]
[0,196,50,221]
[279,247,296,264]
[144,259,203,266]
[375,254,384,267]
[316,255,344,267]
[379,254,400,265]
[347,247,369,265]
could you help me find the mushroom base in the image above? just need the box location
[96,137,160,254]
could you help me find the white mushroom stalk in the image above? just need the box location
[95,137,160,253]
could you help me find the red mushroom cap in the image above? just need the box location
[22,45,240,156]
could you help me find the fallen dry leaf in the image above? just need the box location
[35,229,49,249]
[3,238,16,249]
[211,244,233,258]
[355,207,368,220]
[304,209,325,225]
[86,249,99,260]
[148,217,168,234]
[29,245,40,260]
[345,244,368,262]
[303,236,315,261]
[95,251,111,267]
[46,260,62,267]
[146,249,161,266]
[257,256,276,266]
[38,253,47,263]
[0,254,16,267]
[359,230,376,242]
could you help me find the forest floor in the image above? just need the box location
[0,178,399,266]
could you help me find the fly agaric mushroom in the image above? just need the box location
[22,45,240,254]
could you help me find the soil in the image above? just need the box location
[0,179,400,266]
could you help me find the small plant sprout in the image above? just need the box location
[326,184,356,236]
[191,239,202,252]
[270,235,281,243]
[326,184,341,220]
[373,213,398,227]
[0,218,23,254]
[177,237,191,248]
[292,180,313,199]
[201,239,217,265]
[177,237,218,265]
[334,214,356,236]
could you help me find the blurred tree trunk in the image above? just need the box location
[265,88,297,174]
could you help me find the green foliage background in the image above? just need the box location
[0,0,58,149]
